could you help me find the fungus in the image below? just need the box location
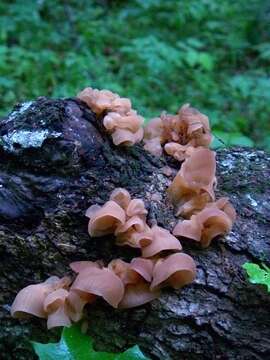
[71,267,124,308]
[143,117,163,156]
[118,283,160,309]
[108,258,153,284]
[143,104,212,159]
[141,225,182,258]
[11,276,70,319]
[168,148,216,216]
[126,199,148,218]
[175,192,212,218]
[116,226,152,248]
[103,111,143,133]
[104,111,144,146]
[109,188,131,210]
[109,258,159,308]
[130,257,154,283]
[164,142,199,162]
[87,189,150,248]
[178,104,212,147]
[43,288,72,329]
[77,87,144,146]
[86,200,126,237]
[77,87,131,116]
[173,198,236,248]
[66,289,91,322]
[150,253,197,290]
[115,216,149,248]
[69,261,102,273]
[111,127,144,146]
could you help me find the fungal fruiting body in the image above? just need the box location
[173,198,236,248]
[77,87,144,146]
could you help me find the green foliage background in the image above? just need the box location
[0,0,269,149]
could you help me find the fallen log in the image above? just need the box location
[0,97,269,359]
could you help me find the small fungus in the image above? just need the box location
[143,104,212,159]
[141,225,182,258]
[77,87,131,116]
[77,87,144,146]
[43,288,72,329]
[150,253,197,290]
[86,201,126,237]
[86,189,150,248]
[168,148,216,216]
[108,258,159,309]
[11,276,70,320]
[118,283,160,309]
[173,198,236,248]
[71,266,124,308]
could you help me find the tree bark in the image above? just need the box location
[0,97,269,360]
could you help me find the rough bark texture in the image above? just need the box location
[0,98,269,360]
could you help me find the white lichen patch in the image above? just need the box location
[8,101,33,122]
[221,155,235,170]
[2,130,61,151]
[245,194,258,208]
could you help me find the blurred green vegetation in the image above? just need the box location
[0,0,269,149]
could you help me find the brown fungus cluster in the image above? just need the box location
[143,104,236,247]
[144,104,212,160]
[77,87,144,146]
[11,189,196,328]
[10,88,235,331]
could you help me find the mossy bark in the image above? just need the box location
[0,98,269,360]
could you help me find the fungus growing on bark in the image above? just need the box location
[150,253,197,290]
[77,87,144,146]
[11,276,70,320]
[118,283,160,309]
[108,258,159,308]
[110,188,131,209]
[43,288,72,329]
[77,87,131,116]
[141,225,182,258]
[86,201,126,237]
[143,104,212,159]
[173,198,236,248]
[115,216,150,248]
[11,276,76,329]
[168,148,216,216]
[71,266,124,308]
[164,142,199,162]
[104,111,144,146]
[86,189,150,248]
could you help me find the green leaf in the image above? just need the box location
[211,131,254,148]
[185,49,199,67]
[32,324,149,360]
[243,262,270,292]
[198,53,214,71]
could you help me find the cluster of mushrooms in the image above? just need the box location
[10,87,235,330]
[143,102,236,248]
[77,87,144,146]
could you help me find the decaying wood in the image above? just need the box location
[0,97,269,360]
